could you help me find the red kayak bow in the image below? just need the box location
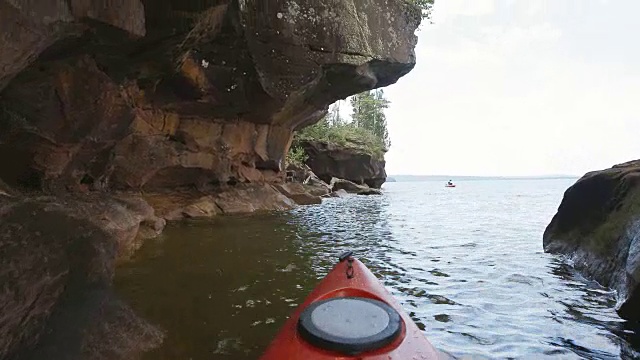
[260,251,442,359]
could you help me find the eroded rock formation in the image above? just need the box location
[0,0,421,358]
[544,160,640,321]
[0,0,419,193]
[300,140,387,188]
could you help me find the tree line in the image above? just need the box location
[291,89,392,162]
[287,0,436,165]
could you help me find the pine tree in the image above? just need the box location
[372,89,391,148]
[350,90,391,150]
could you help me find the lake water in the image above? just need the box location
[114,179,640,359]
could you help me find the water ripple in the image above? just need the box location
[115,179,640,359]
[290,179,640,359]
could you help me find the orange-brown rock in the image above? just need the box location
[143,184,297,220]
[0,0,421,194]
[214,184,297,214]
[0,1,422,358]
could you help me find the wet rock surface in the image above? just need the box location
[544,160,640,321]
[0,0,420,357]
[330,177,383,195]
[275,183,323,205]
[301,140,387,188]
[0,195,164,360]
[0,0,418,193]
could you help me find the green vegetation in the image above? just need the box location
[408,0,435,20]
[587,188,640,256]
[350,89,391,149]
[283,1,436,167]
[290,89,392,161]
[296,121,388,159]
[285,145,308,167]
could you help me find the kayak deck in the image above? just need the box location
[260,254,441,359]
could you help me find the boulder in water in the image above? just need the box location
[544,160,640,321]
[275,183,323,205]
[300,140,387,189]
[330,178,382,196]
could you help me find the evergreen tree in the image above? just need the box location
[350,90,391,149]
[294,95,391,160]
[372,89,391,148]
[410,0,435,20]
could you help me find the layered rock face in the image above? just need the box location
[544,160,640,321]
[0,1,421,358]
[300,140,387,188]
[0,0,419,193]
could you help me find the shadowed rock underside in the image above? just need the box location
[0,0,420,193]
[0,0,422,359]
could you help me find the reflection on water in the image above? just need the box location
[114,214,320,359]
[114,179,640,359]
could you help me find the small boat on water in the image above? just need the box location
[445,184,456,188]
[260,251,442,359]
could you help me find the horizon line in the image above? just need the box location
[387,174,581,178]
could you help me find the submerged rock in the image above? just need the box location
[0,0,421,357]
[0,195,164,359]
[330,177,382,196]
[144,184,298,220]
[301,140,387,188]
[275,183,323,205]
[214,184,297,214]
[544,160,640,321]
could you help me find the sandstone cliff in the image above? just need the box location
[544,160,640,322]
[0,0,419,193]
[300,139,387,188]
[0,1,422,358]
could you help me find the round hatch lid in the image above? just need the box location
[297,297,402,355]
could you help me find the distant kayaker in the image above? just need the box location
[447,180,453,186]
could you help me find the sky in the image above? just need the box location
[341,0,640,176]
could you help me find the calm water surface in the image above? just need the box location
[114,179,640,359]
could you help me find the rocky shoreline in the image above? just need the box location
[0,1,420,357]
[299,140,387,189]
[544,160,640,322]
[0,167,384,359]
